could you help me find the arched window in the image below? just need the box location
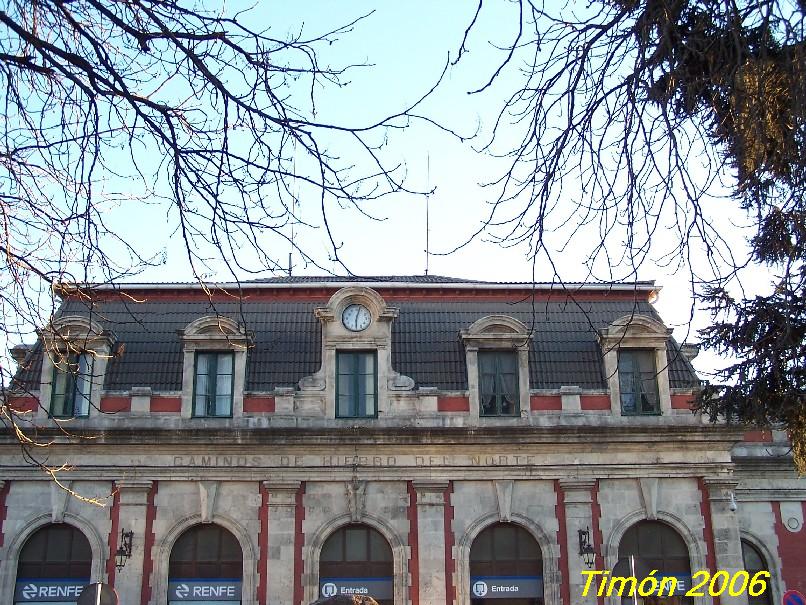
[168,525,242,604]
[469,522,543,604]
[742,540,772,605]
[618,520,692,604]
[15,524,92,603]
[319,524,393,605]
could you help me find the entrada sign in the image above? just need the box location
[319,578,393,600]
[167,580,241,602]
[470,576,543,599]
[15,579,89,603]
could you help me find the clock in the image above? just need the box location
[342,304,371,331]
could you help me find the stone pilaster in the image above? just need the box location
[413,481,449,605]
[559,479,598,605]
[704,479,748,605]
[114,481,153,604]
[264,482,301,605]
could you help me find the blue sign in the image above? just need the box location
[319,577,393,600]
[168,580,241,602]
[657,574,693,596]
[470,576,543,599]
[15,579,90,603]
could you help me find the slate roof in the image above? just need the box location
[13,290,699,393]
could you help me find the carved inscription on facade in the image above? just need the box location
[169,453,539,467]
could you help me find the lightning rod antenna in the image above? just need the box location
[425,153,430,276]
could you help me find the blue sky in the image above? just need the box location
[12,1,774,379]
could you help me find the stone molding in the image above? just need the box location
[703,477,740,501]
[558,479,595,505]
[116,480,153,506]
[413,481,449,507]
[263,481,301,507]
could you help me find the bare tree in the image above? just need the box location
[450,0,806,471]
[0,0,444,491]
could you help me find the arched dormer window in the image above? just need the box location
[461,315,531,420]
[599,315,673,416]
[38,316,116,419]
[180,316,249,419]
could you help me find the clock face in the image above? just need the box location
[342,304,371,332]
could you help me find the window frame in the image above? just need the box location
[49,351,95,419]
[192,351,236,418]
[477,350,521,417]
[618,348,661,416]
[335,350,378,419]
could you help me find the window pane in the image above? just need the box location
[494,524,517,560]
[321,530,343,561]
[196,527,220,561]
[74,354,93,416]
[216,353,233,375]
[216,376,232,396]
[197,353,210,375]
[370,530,392,562]
[519,532,540,560]
[345,527,367,561]
[742,541,766,571]
[215,395,231,416]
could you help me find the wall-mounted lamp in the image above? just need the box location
[115,529,134,571]
[578,527,596,568]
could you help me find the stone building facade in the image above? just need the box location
[0,276,804,605]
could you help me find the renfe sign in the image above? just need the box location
[168,580,241,602]
[319,578,394,600]
[15,579,89,603]
[470,576,544,599]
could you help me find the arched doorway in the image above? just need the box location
[617,520,693,605]
[742,540,772,605]
[469,522,544,604]
[168,524,243,604]
[14,523,92,604]
[319,523,394,604]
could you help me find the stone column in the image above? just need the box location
[559,479,598,605]
[264,482,301,605]
[704,479,748,605]
[413,481,449,605]
[114,481,153,605]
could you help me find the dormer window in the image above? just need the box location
[50,351,94,418]
[599,315,673,416]
[461,315,531,421]
[618,349,660,415]
[37,316,115,421]
[302,287,414,419]
[181,316,249,419]
[193,351,235,417]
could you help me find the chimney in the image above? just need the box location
[680,343,700,362]
[10,344,33,366]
